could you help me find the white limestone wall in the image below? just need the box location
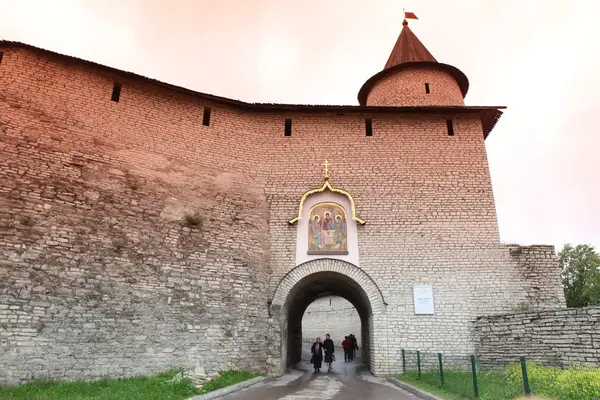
[301,296,362,345]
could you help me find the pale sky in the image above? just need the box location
[1,0,599,252]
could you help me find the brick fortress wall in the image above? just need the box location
[0,45,566,383]
[475,307,600,367]
[505,245,566,310]
[0,47,272,385]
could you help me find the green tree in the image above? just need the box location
[559,244,600,307]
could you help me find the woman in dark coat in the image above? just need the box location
[310,337,323,372]
[350,334,359,360]
[323,334,335,372]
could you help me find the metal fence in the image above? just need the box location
[401,349,600,400]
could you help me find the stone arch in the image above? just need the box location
[270,259,386,314]
[270,259,386,371]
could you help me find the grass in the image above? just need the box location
[507,362,600,400]
[199,370,262,394]
[396,374,466,399]
[398,370,522,400]
[397,363,600,400]
[0,369,264,400]
[0,369,199,400]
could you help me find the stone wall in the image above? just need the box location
[0,46,273,385]
[475,307,600,368]
[366,66,465,107]
[0,42,567,383]
[301,296,361,345]
[505,245,566,310]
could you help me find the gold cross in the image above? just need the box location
[322,159,331,179]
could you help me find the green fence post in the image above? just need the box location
[402,349,406,374]
[520,356,531,395]
[471,355,479,399]
[417,351,422,379]
[438,352,444,386]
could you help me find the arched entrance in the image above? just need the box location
[270,259,386,372]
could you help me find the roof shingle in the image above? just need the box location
[384,19,437,69]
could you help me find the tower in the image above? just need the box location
[358,18,468,107]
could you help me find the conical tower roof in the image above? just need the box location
[358,18,469,106]
[384,19,437,68]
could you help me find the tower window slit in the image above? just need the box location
[111,82,122,102]
[425,83,430,94]
[365,118,373,136]
[446,119,454,136]
[284,118,292,136]
[0,52,4,65]
[203,106,211,126]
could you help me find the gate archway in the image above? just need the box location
[270,259,386,371]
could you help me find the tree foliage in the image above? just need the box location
[559,244,600,308]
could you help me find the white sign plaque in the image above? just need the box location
[413,284,434,315]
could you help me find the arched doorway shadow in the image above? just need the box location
[270,259,386,373]
[287,272,371,366]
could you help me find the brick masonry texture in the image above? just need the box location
[475,307,600,367]
[0,45,566,384]
[366,66,465,107]
[301,296,361,345]
[505,245,566,310]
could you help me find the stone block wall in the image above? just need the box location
[475,307,600,368]
[0,42,568,382]
[0,46,273,385]
[505,245,566,310]
[365,66,465,107]
[261,108,518,372]
[301,296,361,345]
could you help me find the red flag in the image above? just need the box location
[404,11,418,20]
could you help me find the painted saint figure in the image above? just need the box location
[334,215,346,248]
[309,215,323,249]
[322,212,334,230]
[321,212,335,245]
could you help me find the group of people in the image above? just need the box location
[310,333,359,372]
[341,334,359,361]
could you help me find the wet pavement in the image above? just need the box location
[218,345,418,400]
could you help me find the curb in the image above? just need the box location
[186,376,266,400]
[387,377,445,400]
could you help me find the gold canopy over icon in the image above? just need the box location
[288,161,365,225]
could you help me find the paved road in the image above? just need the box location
[218,345,417,400]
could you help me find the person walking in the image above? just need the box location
[342,336,352,361]
[310,337,323,372]
[323,334,335,372]
[350,334,359,360]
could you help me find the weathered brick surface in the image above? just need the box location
[475,307,600,367]
[0,44,566,384]
[0,47,272,385]
[505,245,566,310]
[366,66,465,106]
[301,296,361,345]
